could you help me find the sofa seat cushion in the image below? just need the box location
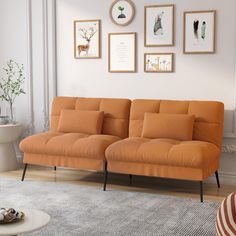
[105,138,220,168]
[20,131,121,160]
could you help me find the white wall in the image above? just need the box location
[0,0,57,136]
[56,0,236,135]
[0,0,28,126]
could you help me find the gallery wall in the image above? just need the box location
[56,0,236,135]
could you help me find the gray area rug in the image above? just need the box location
[0,177,219,236]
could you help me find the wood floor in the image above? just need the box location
[0,166,235,202]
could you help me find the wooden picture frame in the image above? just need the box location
[144,4,175,47]
[183,10,216,54]
[108,32,137,73]
[144,53,174,73]
[110,0,135,26]
[74,19,101,59]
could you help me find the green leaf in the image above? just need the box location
[0,59,26,105]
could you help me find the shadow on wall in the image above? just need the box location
[224,109,235,135]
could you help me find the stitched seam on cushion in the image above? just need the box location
[43,133,63,145]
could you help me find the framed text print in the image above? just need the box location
[144,5,174,47]
[184,11,216,54]
[74,19,101,59]
[108,32,136,73]
[110,0,135,26]
[144,53,174,73]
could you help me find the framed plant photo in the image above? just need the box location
[108,32,136,73]
[184,11,216,54]
[144,5,174,47]
[74,19,101,59]
[144,53,174,73]
[110,0,135,26]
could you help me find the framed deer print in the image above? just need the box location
[144,5,174,47]
[74,20,101,59]
[184,11,216,54]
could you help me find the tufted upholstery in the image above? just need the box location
[20,97,224,181]
[129,100,224,147]
[20,132,120,160]
[51,97,131,139]
[106,99,224,181]
[106,138,220,168]
[20,96,131,171]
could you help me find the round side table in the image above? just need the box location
[0,123,22,172]
[0,209,50,236]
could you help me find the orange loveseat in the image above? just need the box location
[20,97,224,202]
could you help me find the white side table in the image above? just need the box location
[0,209,50,236]
[0,123,22,172]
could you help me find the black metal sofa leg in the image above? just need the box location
[129,174,132,185]
[21,163,28,182]
[200,181,203,202]
[215,171,220,188]
[103,162,108,191]
[54,166,57,171]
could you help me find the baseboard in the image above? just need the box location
[207,171,236,186]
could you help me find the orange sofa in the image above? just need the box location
[20,97,224,202]
[20,97,131,177]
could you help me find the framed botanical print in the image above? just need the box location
[144,5,174,47]
[144,53,174,73]
[74,19,101,59]
[184,11,216,54]
[110,0,135,26]
[108,32,136,73]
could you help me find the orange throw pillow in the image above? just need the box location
[142,113,195,141]
[58,110,104,134]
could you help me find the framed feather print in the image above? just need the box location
[184,11,216,54]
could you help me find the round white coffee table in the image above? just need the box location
[0,209,50,236]
[0,123,22,172]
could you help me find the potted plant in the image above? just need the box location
[118,6,126,19]
[0,60,25,124]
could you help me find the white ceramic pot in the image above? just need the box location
[0,123,23,171]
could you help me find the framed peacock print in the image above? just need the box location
[74,19,101,59]
[144,5,174,47]
[183,11,216,54]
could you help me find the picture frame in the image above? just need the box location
[110,0,135,26]
[144,4,174,47]
[74,19,101,59]
[108,32,136,73]
[183,10,216,54]
[144,53,174,73]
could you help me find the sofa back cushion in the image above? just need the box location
[51,97,131,138]
[130,100,224,147]
[142,113,195,141]
[57,110,104,134]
